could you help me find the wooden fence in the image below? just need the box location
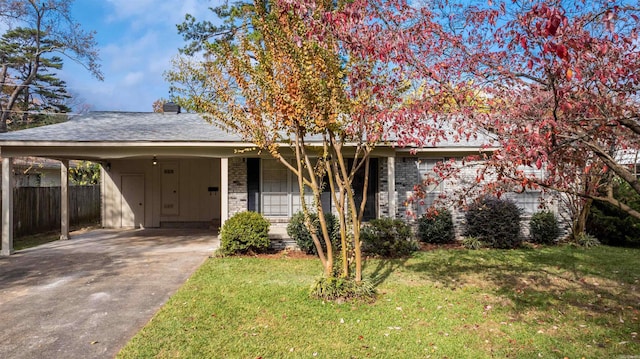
[3,186,101,237]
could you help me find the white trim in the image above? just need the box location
[387,156,396,219]
[60,160,69,240]
[220,158,229,225]
[1,157,13,255]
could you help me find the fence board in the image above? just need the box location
[1,186,101,237]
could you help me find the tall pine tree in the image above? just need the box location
[0,0,101,132]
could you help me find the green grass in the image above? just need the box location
[13,231,61,250]
[118,246,640,358]
[14,223,100,250]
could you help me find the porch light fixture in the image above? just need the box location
[152,156,158,166]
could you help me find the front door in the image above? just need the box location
[161,162,180,216]
[122,174,145,228]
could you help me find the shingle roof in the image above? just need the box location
[0,111,494,148]
[0,112,242,142]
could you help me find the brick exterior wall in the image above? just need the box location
[377,157,390,218]
[228,157,247,217]
[224,155,568,243]
[392,156,567,240]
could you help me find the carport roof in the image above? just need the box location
[0,112,242,142]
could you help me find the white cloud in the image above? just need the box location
[59,1,226,112]
[105,0,217,28]
[122,71,144,86]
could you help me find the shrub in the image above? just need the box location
[576,232,601,248]
[287,211,340,255]
[361,218,419,257]
[462,236,484,250]
[465,197,523,249]
[529,210,561,245]
[219,211,270,255]
[417,208,455,244]
[586,181,640,247]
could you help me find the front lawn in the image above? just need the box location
[118,245,640,358]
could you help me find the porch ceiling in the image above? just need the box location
[0,142,253,161]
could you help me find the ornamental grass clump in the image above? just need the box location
[462,236,484,250]
[219,211,270,255]
[576,232,601,248]
[310,276,376,302]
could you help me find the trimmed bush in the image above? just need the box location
[417,208,455,244]
[287,211,340,255]
[219,211,270,255]
[529,210,561,245]
[361,218,419,257]
[465,197,523,249]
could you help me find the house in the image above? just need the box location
[0,110,551,255]
[617,149,640,178]
[9,157,80,187]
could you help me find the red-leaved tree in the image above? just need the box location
[459,0,640,234]
[392,0,640,235]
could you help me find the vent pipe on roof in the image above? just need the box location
[162,101,181,114]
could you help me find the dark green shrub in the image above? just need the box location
[529,210,561,245]
[417,209,455,244]
[219,211,270,255]
[361,218,419,257]
[287,211,340,255]
[465,197,522,249]
[587,181,640,247]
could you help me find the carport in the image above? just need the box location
[0,111,246,255]
[0,228,219,358]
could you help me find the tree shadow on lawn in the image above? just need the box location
[363,256,411,288]
[402,247,640,317]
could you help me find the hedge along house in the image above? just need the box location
[0,109,548,255]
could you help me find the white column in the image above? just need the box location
[1,157,14,255]
[387,156,396,219]
[60,160,69,240]
[220,157,229,226]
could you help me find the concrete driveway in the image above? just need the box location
[0,228,219,359]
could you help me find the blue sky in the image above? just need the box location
[60,0,223,112]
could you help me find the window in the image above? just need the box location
[254,158,377,218]
[415,158,444,215]
[261,159,289,216]
[507,191,546,216]
[260,159,325,217]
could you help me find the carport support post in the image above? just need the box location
[1,157,14,256]
[60,160,69,240]
[221,157,229,226]
[387,156,396,219]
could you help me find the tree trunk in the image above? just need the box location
[572,199,592,239]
